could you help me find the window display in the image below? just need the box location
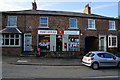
[68,36,79,51]
[39,35,50,52]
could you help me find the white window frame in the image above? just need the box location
[69,18,78,29]
[0,34,21,47]
[88,19,96,29]
[7,16,17,27]
[108,35,117,48]
[39,17,49,28]
[109,21,116,30]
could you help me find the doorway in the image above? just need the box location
[99,35,106,51]
[56,35,62,51]
[24,34,32,51]
[85,36,98,53]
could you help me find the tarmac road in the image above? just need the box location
[2,63,120,79]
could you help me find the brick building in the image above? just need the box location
[0,2,119,56]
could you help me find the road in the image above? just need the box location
[2,63,120,80]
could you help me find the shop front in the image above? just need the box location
[38,30,80,53]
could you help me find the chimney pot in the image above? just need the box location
[32,1,37,10]
[83,4,91,14]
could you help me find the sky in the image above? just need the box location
[0,0,119,18]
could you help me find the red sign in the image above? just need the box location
[57,31,64,34]
[64,43,67,48]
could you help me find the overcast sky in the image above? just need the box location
[0,0,119,18]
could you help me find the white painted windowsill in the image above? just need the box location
[38,27,49,28]
[6,26,18,27]
[87,28,96,30]
[68,27,79,29]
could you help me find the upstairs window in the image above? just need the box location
[88,19,95,29]
[69,18,77,28]
[40,17,48,28]
[108,35,117,48]
[109,21,116,30]
[8,16,17,26]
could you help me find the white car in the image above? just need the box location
[82,51,120,70]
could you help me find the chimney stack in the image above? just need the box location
[83,4,91,14]
[32,0,37,10]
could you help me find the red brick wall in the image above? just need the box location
[1,14,119,55]
[2,47,21,56]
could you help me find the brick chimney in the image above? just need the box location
[83,4,91,14]
[32,0,37,10]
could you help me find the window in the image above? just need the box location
[88,19,95,29]
[69,18,77,28]
[108,35,117,48]
[104,53,114,58]
[40,17,48,28]
[38,35,50,52]
[85,53,95,57]
[109,21,115,30]
[1,34,21,46]
[68,35,79,51]
[8,16,17,26]
[97,53,104,58]
[97,53,115,58]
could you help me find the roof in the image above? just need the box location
[2,9,118,20]
[0,27,22,34]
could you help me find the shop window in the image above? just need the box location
[68,35,79,51]
[8,16,17,26]
[88,19,95,29]
[109,21,116,30]
[69,18,77,28]
[1,34,21,47]
[38,35,50,52]
[39,17,48,28]
[108,35,117,48]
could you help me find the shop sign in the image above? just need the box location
[57,31,64,34]
[38,30,57,34]
[64,31,79,35]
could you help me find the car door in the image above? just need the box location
[97,53,108,67]
[103,53,117,66]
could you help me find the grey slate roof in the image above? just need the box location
[2,9,118,20]
[0,27,22,34]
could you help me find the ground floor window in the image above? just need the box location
[68,35,79,51]
[108,35,117,48]
[39,35,50,52]
[0,34,21,46]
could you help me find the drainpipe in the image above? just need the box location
[83,17,86,54]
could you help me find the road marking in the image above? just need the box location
[83,76,119,79]
[17,60,28,63]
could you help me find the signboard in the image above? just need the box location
[64,31,79,35]
[38,30,79,35]
[57,31,64,34]
[38,30,57,34]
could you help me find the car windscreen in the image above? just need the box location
[85,53,95,57]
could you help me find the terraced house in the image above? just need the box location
[0,2,119,56]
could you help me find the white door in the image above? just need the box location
[24,34,32,51]
[99,35,106,51]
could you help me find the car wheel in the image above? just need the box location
[92,62,99,70]
[117,62,120,68]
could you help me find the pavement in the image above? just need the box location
[2,56,83,66]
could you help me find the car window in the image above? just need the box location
[85,53,95,57]
[104,53,114,58]
[97,53,104,58]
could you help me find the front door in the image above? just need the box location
[99,36,106,51]
[56,35,62,51]
[100,37,104,51]
[24,34,32,51]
